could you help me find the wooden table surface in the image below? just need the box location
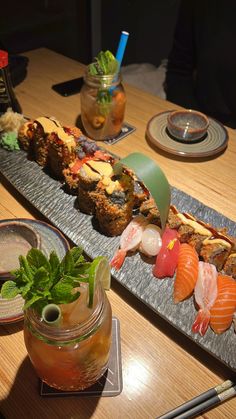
[0,48,236,419]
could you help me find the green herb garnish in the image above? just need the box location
[1,247,92,313]
[88,50,118,76]
[88,50,119,115]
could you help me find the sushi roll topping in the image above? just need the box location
[88,160,113,178]
[53,127,76,151]
[34,116,61,133]
[177,213,212,236]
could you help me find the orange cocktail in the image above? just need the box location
[80,71,126,141]
[24,282,112,391]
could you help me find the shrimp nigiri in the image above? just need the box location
[210,274,236,334]
[174,243,199,303]
[110,215,148,270]
[192,261,218,336]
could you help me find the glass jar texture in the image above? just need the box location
[24,283,112,391]
[80,71,126,141]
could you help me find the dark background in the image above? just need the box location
[0,0,180,66]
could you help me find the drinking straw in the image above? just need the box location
[42,303,62,325]
[157,380,235,419]
[115,31,129,69]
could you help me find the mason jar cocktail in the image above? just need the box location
[80,71,126,141]
[24,281,112,391]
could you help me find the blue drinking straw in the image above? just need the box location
[116,31,129,69]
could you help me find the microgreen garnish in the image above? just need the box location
[1,247,91,313]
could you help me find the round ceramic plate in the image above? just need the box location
[0,219,70,325]
[146,110,228,158]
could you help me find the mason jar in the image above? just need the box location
[80,70,126,141]
[24,282,112,391]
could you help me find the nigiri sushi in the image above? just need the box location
[192,262,218,336]
[110,215,148,270]
[174,243,199,303]
[210,274,236,334]
[139,224,162,257]
[153,228,180,279]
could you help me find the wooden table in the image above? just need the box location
[0,48,236,419]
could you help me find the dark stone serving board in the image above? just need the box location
[0,148,235,372]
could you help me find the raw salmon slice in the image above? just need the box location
[174,243,199,303]
[210,274,236,334]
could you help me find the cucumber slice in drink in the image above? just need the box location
[88,256,111,307]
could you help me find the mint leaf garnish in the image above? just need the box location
[88,50,118,76]
[1,281,20,299]
[0,247,93,314]
[27,248,51,272]
[50,276,80,304]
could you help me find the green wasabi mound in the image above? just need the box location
[0,131,20,151]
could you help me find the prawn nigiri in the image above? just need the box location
[210,274,236,334]
[110,215,148,270]
[174,243,199,303]
[192,262,218,336]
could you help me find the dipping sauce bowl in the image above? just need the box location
[0,220,41,280]
[167,109,209,142]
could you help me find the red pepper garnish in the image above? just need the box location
[70,157,92,174]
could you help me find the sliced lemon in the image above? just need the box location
[88,256,111,307]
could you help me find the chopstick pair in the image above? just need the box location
[157,380,236,419]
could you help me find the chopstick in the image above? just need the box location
[157,380,236,419]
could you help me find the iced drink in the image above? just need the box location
[24,282,112,391]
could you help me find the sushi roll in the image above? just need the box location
[139,198,161,225]
[223,253,236,279]
[200,232,233,271]
[33,116,62,167]
[133,179,148,208]
[95,171,134,236]
[122,167,149,209]
[77,159,114,214]
[47,127,77,179]
[18,120,35,154]
[174,213,212,253]
[63,142,115,195]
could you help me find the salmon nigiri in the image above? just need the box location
[174,243,199,303]
[192,262,218,336]
[210,274,236,334]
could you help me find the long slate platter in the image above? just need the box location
[0,148,235,372]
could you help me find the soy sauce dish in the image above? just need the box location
[0,220,41,281]
[167,109,209,143]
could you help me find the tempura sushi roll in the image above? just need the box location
[95,172,134,236]
[139,198,161,225]
[223,253,236,279]
[63,144,115,195]
[200,233,233,271]
[174,213,212,253]
[47,127,78,178]
[33,116,61,166]
[18,120,35,154]
[77,159,114,214]
[139,202,180,228]
[122,167,148,209]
